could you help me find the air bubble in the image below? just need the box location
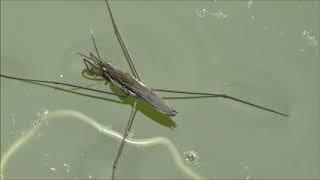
[50,167,56,172]
[32,109,49,126]
[250,16,256,22]
[63,162,72,173]
[214,10,228,19]
[240,161,251,179]
[195,8,209,18]
[128,130,134,138]
[301,29,318,47]
[184,150,200,167]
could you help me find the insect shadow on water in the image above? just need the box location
[0,0,289,179]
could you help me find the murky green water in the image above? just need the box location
[1,1,319,179]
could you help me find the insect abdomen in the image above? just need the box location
[105,65,177,116]
[129,81,177,116]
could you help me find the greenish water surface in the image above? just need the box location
[1,1,319,179]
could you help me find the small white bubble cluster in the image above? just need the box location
[212,10,229,19]
[240,161,252,179]
[195,8,209,18]
[194,3,228,20]
[63,162,72,173]
[32,108,49,126]
[128,130,134,138]
[184,150,200,167]
[302,29,318,47]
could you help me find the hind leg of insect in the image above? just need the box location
[112,98,139,179]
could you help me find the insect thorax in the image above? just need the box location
[104,63,135,86]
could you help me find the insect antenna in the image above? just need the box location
[90,29,103,61]
[83,58,102,72]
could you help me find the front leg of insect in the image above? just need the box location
[81,68,106,81]
[81,58,105,81]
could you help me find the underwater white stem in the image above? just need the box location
[0,110,203,180]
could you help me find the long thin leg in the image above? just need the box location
[223,95,288,117]
[70,81,102,90]
[90,52,103,64]
[105,0,140,80]
[112,98,139,179]
[73,59,103,91]
[83,58,92,71]
[81,69,105,81]
[83,58,101,73]
[104,2,142,179]
[151,88,222,96]
[151,88,288,117]
[75,52,101,65]
[0,74,288,116]
[76,52,105,76]
[72,53,106,89]
[0,74,117,96]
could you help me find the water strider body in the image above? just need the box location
[79,51,177,116]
